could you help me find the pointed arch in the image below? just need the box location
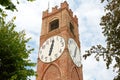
[42,63,61,80]
[71,66,80,80]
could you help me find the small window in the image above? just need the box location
[49,19,59,31]
[70,22,75,36]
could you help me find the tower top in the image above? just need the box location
[42,1,78,24]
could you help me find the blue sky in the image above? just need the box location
[7,0,116,80]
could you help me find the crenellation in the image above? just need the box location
[60,1,69,9]
[74,15,78,25]
[42,1,77,22]
[42,1,69,18]
[69,9,73,17]
[42,10,48,18]
[52,6,58,13]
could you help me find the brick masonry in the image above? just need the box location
[36,1,83,80]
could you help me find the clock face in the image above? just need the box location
[68,38,81,67]
[39,36,65,63]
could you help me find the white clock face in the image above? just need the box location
[68,38,81,67]
[39,36,65,63]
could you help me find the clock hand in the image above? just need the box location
[49,39,54,56]
[74,46,77,57]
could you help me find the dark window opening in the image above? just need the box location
[49,19,59,31]
[70,22,75,36]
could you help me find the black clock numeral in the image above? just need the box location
[68,43,70,47]
[50,57,52,62]
[50,38,52,42]
[75,61,78,64]
[69,40,71,44]
[77,61,81,66]
[50,37,54,42]
[77,63,79,66]
[56,36,59,41]
[59,49,62,53]
[54,54,58,58]
[78,61,81,64]
[69,40,73,44]
[45,57,48,61]
[61,42,64,47]
[42,45,45,49]
[60,38,63,42]
[46,40,49,45]
[41,55,43,59]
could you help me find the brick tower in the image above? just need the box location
[37,1,83,80]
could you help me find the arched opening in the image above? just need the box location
[71,67,80,80]
[42,64,61,80]
[49,19,59,31]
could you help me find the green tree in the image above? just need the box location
[0,0,36,80]
[83,0,120,80]
[0,0,35,11]
[0,13,35,80]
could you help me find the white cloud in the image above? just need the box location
[6,0,116,80]
[73,0,116,80]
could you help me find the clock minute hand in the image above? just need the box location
[49,39,54,56]
[74,47,77,57]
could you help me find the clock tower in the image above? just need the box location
[37,1,83,80]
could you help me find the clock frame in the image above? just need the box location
[68,38,81,67]
[39,35,65,63]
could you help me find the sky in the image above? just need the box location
[6,0,116,80]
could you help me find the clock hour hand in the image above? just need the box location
[74,46,77,57]
[49,39,54,56]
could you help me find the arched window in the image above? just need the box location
[49,19,59,31]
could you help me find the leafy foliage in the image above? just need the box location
[0,0,16,11]
[83,0,120,80]
[0,13,35,80]
[0,0,36,79]
[0,0,35,12]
